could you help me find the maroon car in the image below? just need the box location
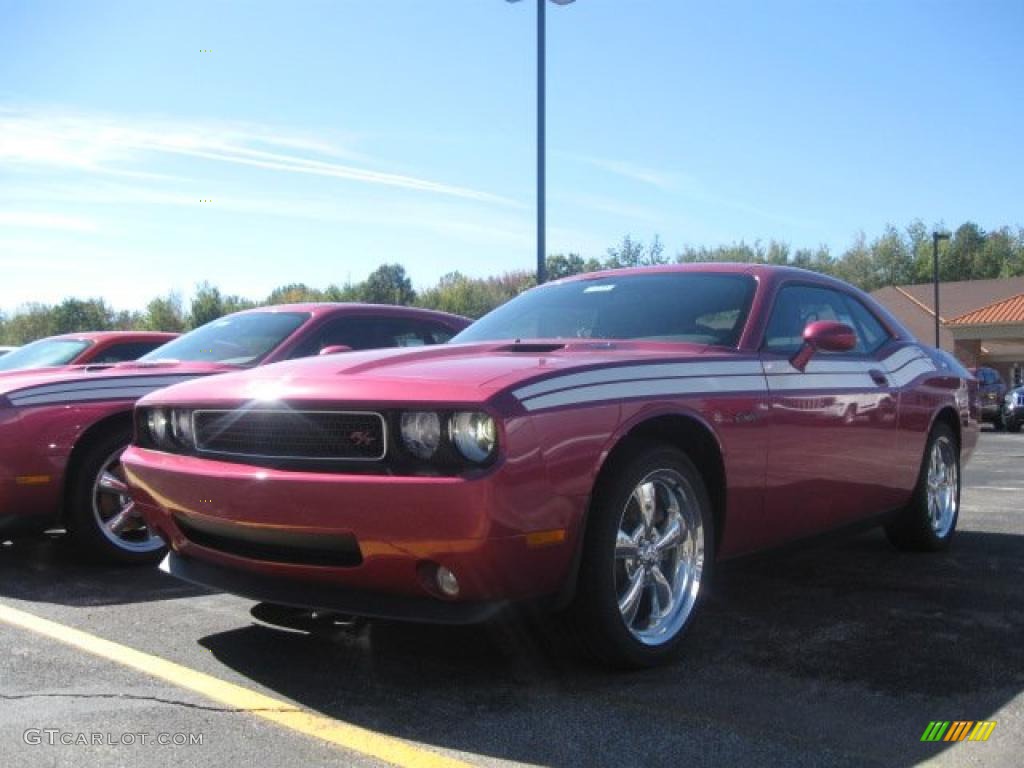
[0,304,468,564]
[0,331,178,373]
[123,265,979,667]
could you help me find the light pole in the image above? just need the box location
[932,231,950,348]
[507,0,576,285]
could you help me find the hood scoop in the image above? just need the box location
[496,343,566,354]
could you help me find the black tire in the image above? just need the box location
[65,425,167,565]
[567,441,714,669]
[885,423,960,552]
[1005,416,1021,434]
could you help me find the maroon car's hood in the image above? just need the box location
[0,360,241,403]
[138,340,740,408]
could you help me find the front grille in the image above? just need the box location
[1017,392,1024,406]
[175,514,362,567]
[193,409,386,461]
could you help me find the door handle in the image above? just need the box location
[869,369,888,386]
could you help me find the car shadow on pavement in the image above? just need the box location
[199,527,1024,768]
[0,534,207,606]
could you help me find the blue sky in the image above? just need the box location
[1,0,1022,313]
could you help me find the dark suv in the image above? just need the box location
[1002,386,1024,433]
[971,366,1008,429]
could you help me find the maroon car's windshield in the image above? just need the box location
[0,338,92,371]
[454,272,756,347]
[139,312,310,366]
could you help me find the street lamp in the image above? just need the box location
[932,231,951,348]
[507,0,576,285]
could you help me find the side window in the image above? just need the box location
[92,341,165,363]
[288,317,455,359]
[763,285,875,356]
[839,296,891,354]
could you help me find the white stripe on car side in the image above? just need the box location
[515,346,939,412]
[520,375,767,412]
[512,360,764,401]
[7,376,205,407]
[6,375,198,399]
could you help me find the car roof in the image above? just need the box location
[41,331,179,342]
[234,303,470,325]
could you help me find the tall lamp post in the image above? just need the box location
[932,231,950,348]
[507,0,576,285]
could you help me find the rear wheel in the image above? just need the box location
[568,442,712,668]
[65,426,166,565]
[885,423,960,552]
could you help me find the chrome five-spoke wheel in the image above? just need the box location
[571,443,713,668]
[615,469,704,646]
[885,422,960,552]
[93,447,163,554]
[926,435,958,539]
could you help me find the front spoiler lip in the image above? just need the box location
[160,551,508,625]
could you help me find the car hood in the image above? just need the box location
[0,360,242,405]
[137,340,751,409]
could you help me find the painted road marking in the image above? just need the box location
[0,602,473,768]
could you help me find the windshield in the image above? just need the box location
[139,312,310,366]
[0,338,92,371]
[453,272,756,347]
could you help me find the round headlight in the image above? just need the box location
[146,408,169,447]
[400,411,441,460]
[171,409,194,448]
[449,412,497,464]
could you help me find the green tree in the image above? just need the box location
[3,304,58,344]
[266,283,326,305]
[604,234,666,269]
[142,293,186,332]
[362,263,416,305]
[944,222,986,281]
[546,253,588,280]
[189,281,225,328]
[51,298,115,334]
[222,294,258,315]
[873,224,914,287]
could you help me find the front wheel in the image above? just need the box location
[1005,415,1021,434]
[885,423,960,552]
[65,426,167,565]
[568,442,713,668]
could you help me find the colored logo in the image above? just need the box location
[921,721,996,742]
[349,430,376,447]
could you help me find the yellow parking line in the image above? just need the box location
[0,602,473,768]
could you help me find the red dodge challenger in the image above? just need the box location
[0,304,468,564]
[122,265,979,667]
[0,331,179,373]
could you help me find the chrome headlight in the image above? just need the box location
[171,409,195,448]
[449,412,497,464]
[400,411,441,460]
[146,408,170,447]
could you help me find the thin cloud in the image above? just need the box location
[0,211,99,233]
[567,153,681,191]
[0,108,514,205]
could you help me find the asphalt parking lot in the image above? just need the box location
[1,429,1021,768]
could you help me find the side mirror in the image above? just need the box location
[790,321,856,371]
[318,344,353,356]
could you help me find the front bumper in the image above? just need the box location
[161,551,508,623]
[123,447,582,618]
